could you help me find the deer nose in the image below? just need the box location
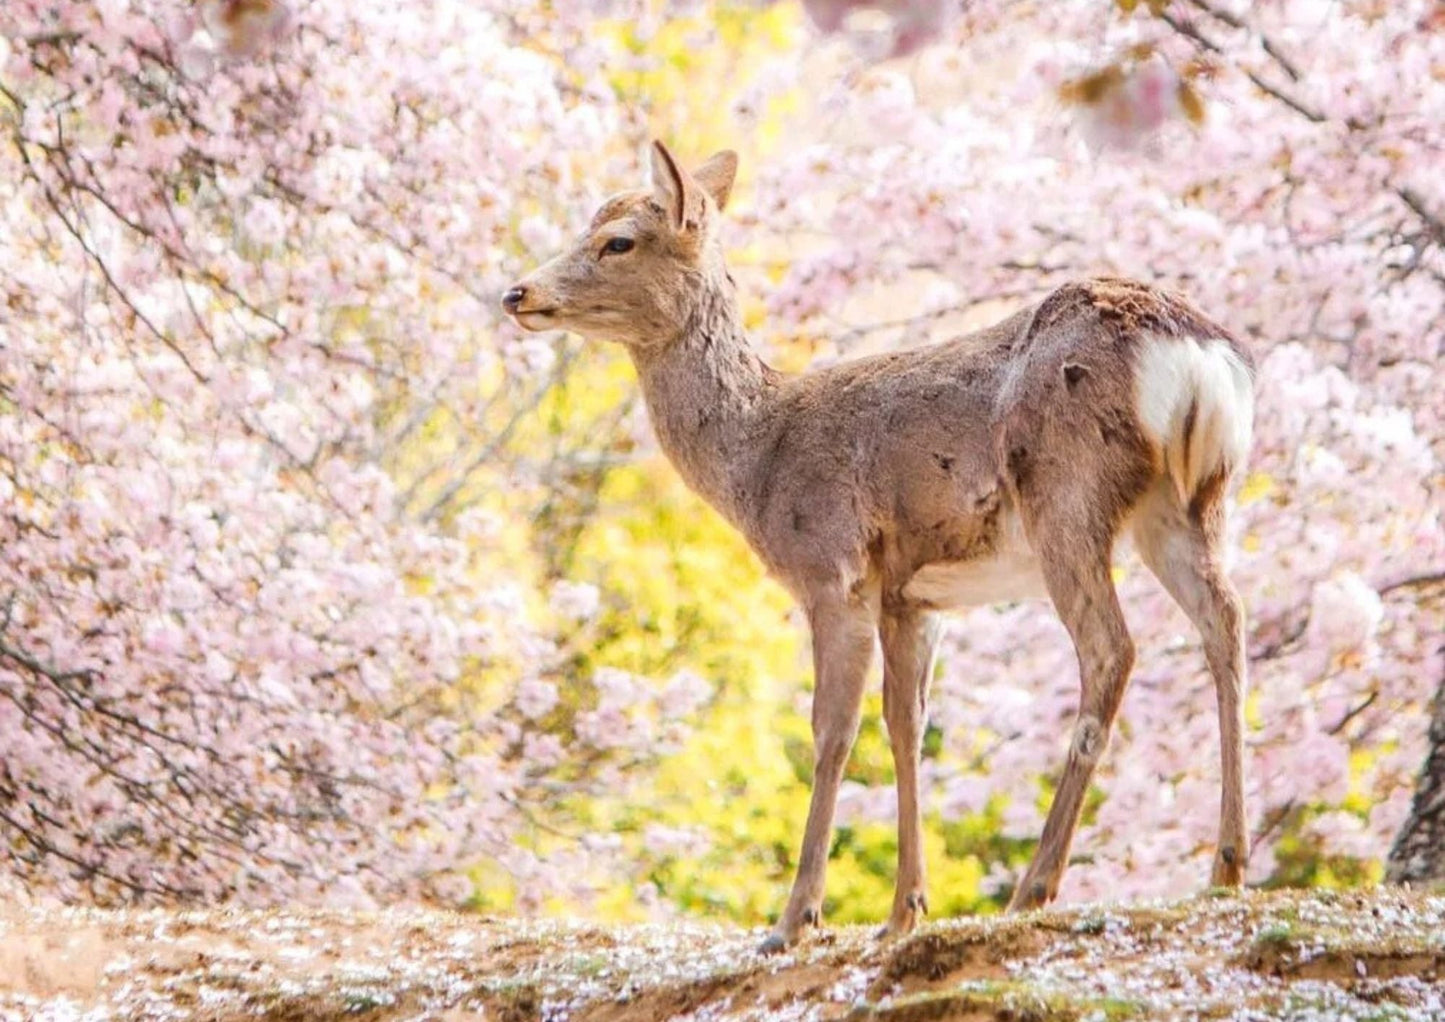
[501,285,527,314]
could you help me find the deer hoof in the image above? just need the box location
[1007,879,1053,912]
[875,917,914,941]
[759,905,820,954]
[757,932,791,955]
[877,892,929,941]
[1211,846,1246,888]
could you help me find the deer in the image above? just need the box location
[503,141,1255,953]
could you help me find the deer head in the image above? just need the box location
[501,141,738,348]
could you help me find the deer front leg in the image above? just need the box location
[1008,551,1135,912]
[878,608,943,939]
[759,592,876,954]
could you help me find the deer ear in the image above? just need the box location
[649,140,693,232]
[692,150,738,213]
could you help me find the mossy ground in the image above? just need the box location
[2,888,1441,1020]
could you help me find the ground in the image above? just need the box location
[2,888,1442,1021]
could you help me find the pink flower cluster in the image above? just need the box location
[0,0,670,906]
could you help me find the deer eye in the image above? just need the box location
[601,236,635,256]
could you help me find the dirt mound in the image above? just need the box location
[3,889,1442,1020]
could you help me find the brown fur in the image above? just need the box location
[506,142,1256,950]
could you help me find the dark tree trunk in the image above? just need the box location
[1388,671,1445,885]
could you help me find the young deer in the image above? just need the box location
[504,142,1254,952]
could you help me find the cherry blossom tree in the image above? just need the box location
[0,0,684,906]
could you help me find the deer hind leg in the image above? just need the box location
[760,589,876,954]
[1133,476,1249,888]
[878,607,943,939]
[1009,537,1135,912]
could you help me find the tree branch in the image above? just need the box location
[1379,569,1445,597]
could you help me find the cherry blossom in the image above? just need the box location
[0,0,667,905]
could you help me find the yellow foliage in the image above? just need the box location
[1237,471,1276,507]
[598,3,804,196]
[604,7,800,120]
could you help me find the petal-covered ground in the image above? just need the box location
[3,888,1442,1021]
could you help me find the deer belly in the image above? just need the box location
[902,552,1048,609]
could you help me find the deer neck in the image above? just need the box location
[629,269,776,526]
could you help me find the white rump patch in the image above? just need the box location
[1134,335,1254,502]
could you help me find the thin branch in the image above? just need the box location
[1187,0,1303,81]
[1397,188,1445,248]
[1252,798,1297,850]
[1158,8,1326,124]
[1379,569,1445,597]
[828,286,1045,349]
[1328,691,1380,736]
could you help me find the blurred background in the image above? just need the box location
[0,0,1441,925]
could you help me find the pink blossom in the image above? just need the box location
[514,678,560,721]
[549,580,601,621]
[659,670,711,718]
[1308,572,1385,655]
